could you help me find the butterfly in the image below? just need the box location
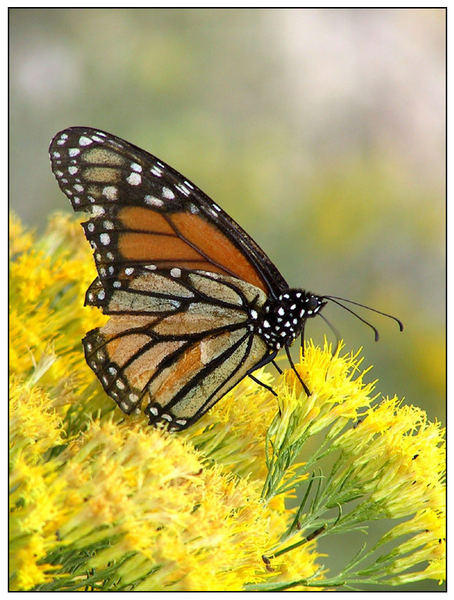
[49,127,403,431]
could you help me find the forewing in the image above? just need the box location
[49,127,288,298]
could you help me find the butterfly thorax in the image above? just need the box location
[255,289,326,350]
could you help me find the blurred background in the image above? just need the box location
[10,8,445,589]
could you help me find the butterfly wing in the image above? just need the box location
[83,270,269,430]
[49,127,281,429]
[49,127,288,298]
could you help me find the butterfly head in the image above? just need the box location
[257,289,327,350]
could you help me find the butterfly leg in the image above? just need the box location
[246,351,279,396]
[272,360,282,375]
[300,320,307,357]
[285,345,311,396]
[248,373,277,396]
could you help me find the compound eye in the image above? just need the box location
[307,296,320,311]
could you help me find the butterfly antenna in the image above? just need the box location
[325,295,404,331]
[318,312,341,356]
[285,345,311,396]
[325,297,380,341]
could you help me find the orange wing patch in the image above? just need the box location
[119,206,175,234]
[114,206,268,291]
[118,231,201,262]
[171,213,267,292]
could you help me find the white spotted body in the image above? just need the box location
[256,290,326,351]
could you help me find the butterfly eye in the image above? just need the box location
[306,296,321,312]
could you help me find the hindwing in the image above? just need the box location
[83,270,268,430]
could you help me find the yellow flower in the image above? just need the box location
[9,215,445,590]
[9,213,33,258]
[185,369,277,479]
[334,397,445,519]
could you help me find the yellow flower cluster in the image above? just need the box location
[9,214,445,590]
[334,397,445,583]
[9,214,322,590]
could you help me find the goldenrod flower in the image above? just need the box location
[9,215,445,591]
[9,213,33,258]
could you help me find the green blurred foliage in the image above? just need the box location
[10,8,445,590]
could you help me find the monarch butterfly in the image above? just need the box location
[49,127,403,431]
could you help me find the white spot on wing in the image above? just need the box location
[151,166,163,177]
[162,187,175,199]
[144,195,164,207]
[176,184,190,197]
[91,206,105,216]
[102,186,118,200]
[79,136,93,146]
[127,172,141,186]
